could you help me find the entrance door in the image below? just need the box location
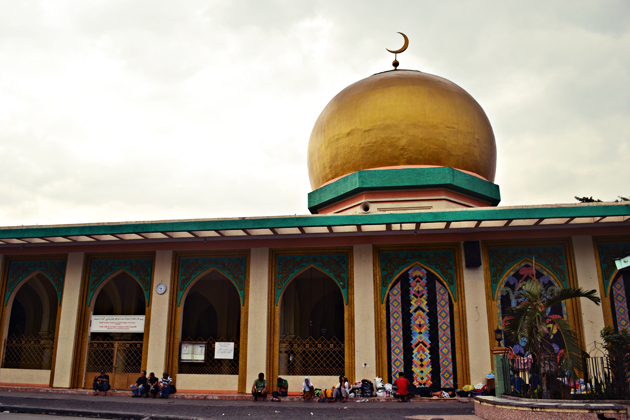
[84,271,146,390]
[85,338,143,389]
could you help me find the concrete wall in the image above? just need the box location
[0,368,50,385]
[52,253,85,388]
[353,244,377,381]
[176,374,238,392]
[146,250,173,375]
[246,248,269,387]
[572,236,606,348]
[461,243,491,384]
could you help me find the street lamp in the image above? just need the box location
[494,326,503,347]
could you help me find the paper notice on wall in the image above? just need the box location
[90,315,145,333]
[214,342,234,359]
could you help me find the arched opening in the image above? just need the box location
[2,273,58,370]
[85,271,146,389]
[610,271,630,333]
[385,264,456,392]
[498,263,566,356]
[278,267,345,376]
[178,270,241,375]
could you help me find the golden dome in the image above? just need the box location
[307,70,497,190]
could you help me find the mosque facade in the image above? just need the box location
[0,66,629,394]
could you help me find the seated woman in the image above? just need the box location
[332,375,350,403]
[302,377,315,401]
[147,372,160,398]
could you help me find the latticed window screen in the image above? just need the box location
[2,334,54,370]
[279,336,344,376]
[178,337,240,375]
[86,337,143,373]
[386,265,456,391]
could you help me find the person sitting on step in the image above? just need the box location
[252,372,268,401]
[271,376,288,402]
[130,370,148,398]
[147,372,160,398]
[393,372,412,402]
[92,370,110,395]
[158,371,175,398]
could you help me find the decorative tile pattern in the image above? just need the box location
[598,242,630,297]
[4,260,66,305]
[409,265,432,387]
[388,280,404,377]
[612,276,630,331]
[379,250,456,302]
[487,245,568,299]
[436,281,454,388]
[88,259,153,307]
[178,256,246,306]
[275,254,348,305]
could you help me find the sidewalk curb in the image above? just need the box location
[0,405,203,420]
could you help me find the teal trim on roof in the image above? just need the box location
[0,204,628,240]
[307,167,501,213]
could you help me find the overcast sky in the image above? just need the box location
[1,1,628,226]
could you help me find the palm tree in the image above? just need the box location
[503,279,601,380]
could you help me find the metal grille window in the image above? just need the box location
[86,337,143,374]
[178,337,240,375]
[1,334,54,370]
[279,336,345,376]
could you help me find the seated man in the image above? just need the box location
[92,370,110,395]
[158,371,175,398]
[271,376,288,402]
[252,372,268,401]
[393,372,412,402]
[131,370,148,397]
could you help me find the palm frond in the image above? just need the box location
[544,287,600,309]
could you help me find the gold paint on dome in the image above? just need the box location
[307,70,497,190]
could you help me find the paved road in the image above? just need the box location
[0,392,479,419]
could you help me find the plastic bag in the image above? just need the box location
[375,377,383,390]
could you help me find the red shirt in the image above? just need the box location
[393,377,411,395]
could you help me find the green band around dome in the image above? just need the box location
[307,167,501,214]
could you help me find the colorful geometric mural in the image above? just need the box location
[386,264,456,391]
[388,280,404,377]
[612,275,630,332]
[409,266,431,387]
[436,281,454,388]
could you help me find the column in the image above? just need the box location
[572,236,605,347]
[246,248,269,387]
[353,244,377,380]
[52,253,85,388]
[461,243,492,385]
[145,250,173,375]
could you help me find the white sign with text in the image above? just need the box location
[91,315,145,333]
[214,342,234,359]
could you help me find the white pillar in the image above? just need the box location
[246,248,269,386]
[52,253,85,388]
[572,236,605,348]
[146,250,173,375]
[461,243,491,385]
[353,244,377,380]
